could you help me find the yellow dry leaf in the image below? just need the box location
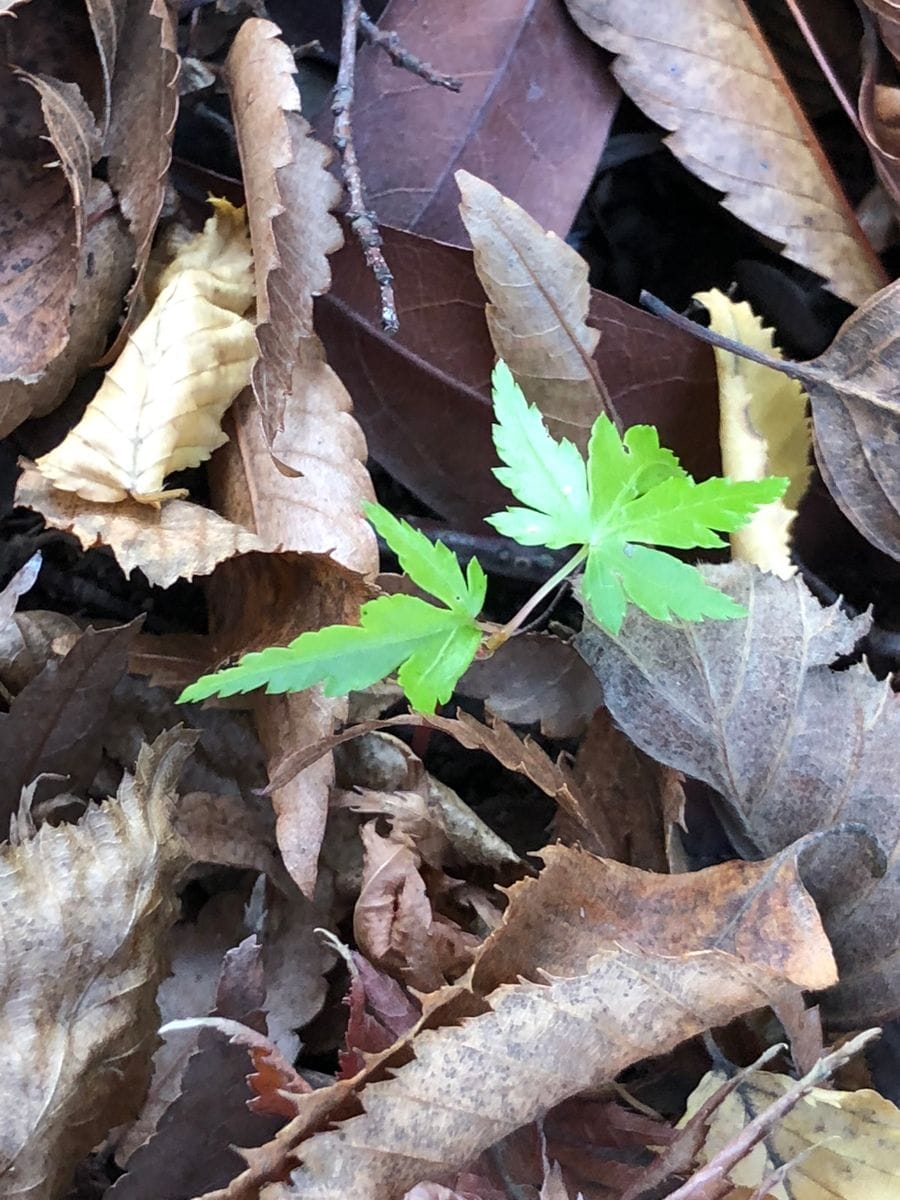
[35,199,256,506]
[696,288,811,579]
[682,1065,900,1200]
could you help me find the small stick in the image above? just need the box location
[334,0,399,335]
[359,13,462,91]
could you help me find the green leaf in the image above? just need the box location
[178,593,482,713]
[608,475,789,549]
[486,360,590,548]
[583,544,747,633]
[364,502,485,616]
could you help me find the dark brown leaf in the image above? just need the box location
[324,0,619,248]
[0,619,141,826]
[575,562,898,1025]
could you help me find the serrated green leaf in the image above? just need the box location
[364,502,485,615]
[609,475,789,549]
[178,593,481,713]
[487,360,589,547]
[583,543,747,633]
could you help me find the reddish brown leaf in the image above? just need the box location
[326,0,619,248]
[318,226,720,524]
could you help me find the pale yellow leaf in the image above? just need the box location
[35,199,256,505]
[696,288,811,580]
[0,728,193,1200]
[682,1065,900,1200]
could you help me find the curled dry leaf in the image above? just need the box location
[457,170,609,446]
[0,618,140,828]
[0,728,194,1200]
[337,0,619,248]
[318,225,720,524]
[34,199,256,505]
[575,562,899,1025]
[103,0,179,339]
[681,1053,900,1199]
[564,0,886,306]
[260,846,834,1200]
[697,288,811,580]
[225,18,346,461]
[16,465,267,588]
[0,551,41,634]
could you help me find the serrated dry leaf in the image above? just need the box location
[696,289,811,580]
[34,199,256,505]
[457,170,608,447]
[564,0,885,306]
[0,618,140,827]
[262,846,834,1200]
[575,562,899,1025]
[682,1060,900,1200]
[225,18,345,460]
[0,728,193,1200]
[16,464,267,587]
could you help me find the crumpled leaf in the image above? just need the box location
[575,561,899,1025]
[0,728,193,1200]
[34,199,256,505]
[262,845,835,1200]
[564,0,886,306]
[335,0,619,248]
[681,1056,900,1199]
[696,288,811,580]
[0,618,140,827]
[225,18,346,462]
[458,170,607,448]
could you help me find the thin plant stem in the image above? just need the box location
[484,546,588,651]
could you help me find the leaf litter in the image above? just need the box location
[0,4,898,1200]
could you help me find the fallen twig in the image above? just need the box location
[332,0,461,335]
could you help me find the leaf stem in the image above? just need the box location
[484,547,588,651]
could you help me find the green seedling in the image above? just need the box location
[179,361,787,713]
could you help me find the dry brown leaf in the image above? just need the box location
[174,791,284,884]
[354,823,479,992]
[34,200,256,504]
[563,708,685,870]
[225,18,345,462]
[262,846,835,1200]
[575,562,898,1025]
[103,0,179,337]
[681,1053,900,1200]
[564,0,885,306]
[0,551,41,634]
[457,170,609,448]
[0,728,193,1200]
[0,185,134,437]
[0,618,140,827]
[206,390,375,899]
[115,890,250,1166]
[458,632,603,739]
[16,464,267,587]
